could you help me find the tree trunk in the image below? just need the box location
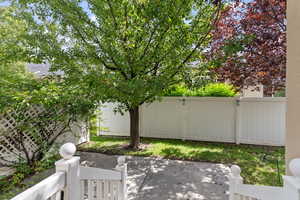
[129,106,140,149]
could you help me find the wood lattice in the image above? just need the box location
[0,106,89,166]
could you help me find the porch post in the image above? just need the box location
[55,143,81,200]
[286,0,300,174]
[283,158,300,199]
[228,165,243,200]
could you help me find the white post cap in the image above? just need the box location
[231,165,241,177]
[59,143,76,160]
[289,158,300,178]
[117,156,126,165]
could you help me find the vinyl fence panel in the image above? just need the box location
[184,98,236,143]
[141,98,185,139]
[99,97,286,146]
[100,103,130,136]
[238,98,286,146]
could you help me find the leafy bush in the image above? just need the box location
[0,154,59,198]
[164,83,237,97]
[164,85,191,97]
[195,83,237,97]
[274,90,285,97]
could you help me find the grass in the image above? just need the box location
[78,135,285,186]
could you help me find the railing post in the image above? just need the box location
[55,143,81,200]
[229,165,243,200]
[116,156,127,200]
[283,158,300,199]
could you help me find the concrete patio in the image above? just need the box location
[78,152,231,200]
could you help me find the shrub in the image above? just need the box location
[164,83,237,97]
[164,85,191,97]
[195,83,237,97]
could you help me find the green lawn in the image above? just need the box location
[79,135,285,186]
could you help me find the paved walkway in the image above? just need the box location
[78,152,231,200]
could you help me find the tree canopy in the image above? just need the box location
[0,6,97,166]
[206,0,286,96]
[12,0,222,148]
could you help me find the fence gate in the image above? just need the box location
[11,143,127,200]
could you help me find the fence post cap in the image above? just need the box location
[117,156,126,165]
[231,165,241,177]
[59,143,76,160]
[289,158,300,178]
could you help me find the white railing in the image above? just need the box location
[229,159,300,200]
[11,143,127,200]
[10,172,65,200]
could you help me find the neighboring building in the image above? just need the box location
[26,63,64,77]
[241,85,264,97]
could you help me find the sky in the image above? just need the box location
[0,1,9,7]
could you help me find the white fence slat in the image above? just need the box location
[112,181,120,200]
[88,180,96,200]
[80,180,86,200]
[11,172,65,200]
[104,180,109,200]
[97,181,104,200]
[82,179,122,200]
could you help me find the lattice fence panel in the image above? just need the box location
[0,105,89,165]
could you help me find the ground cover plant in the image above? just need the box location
[0,154,59,200]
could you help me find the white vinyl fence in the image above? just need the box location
[11,143,127,200]
[98,97,286,146]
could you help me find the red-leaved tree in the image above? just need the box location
[207,0,286,96]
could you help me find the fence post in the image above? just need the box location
[229,165,243,200]
[283,158,300,199]
[55,143,81,200]
[139,105,144,137]
[235,97,241,144]
[116,156,127,200]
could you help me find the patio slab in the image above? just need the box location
[78,152,231,200]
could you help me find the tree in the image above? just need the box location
[0,6,34,110]
[206,0,286,96]
[0,7,96,166]
[13,0,222,149]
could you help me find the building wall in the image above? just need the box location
[286,0,300,172]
